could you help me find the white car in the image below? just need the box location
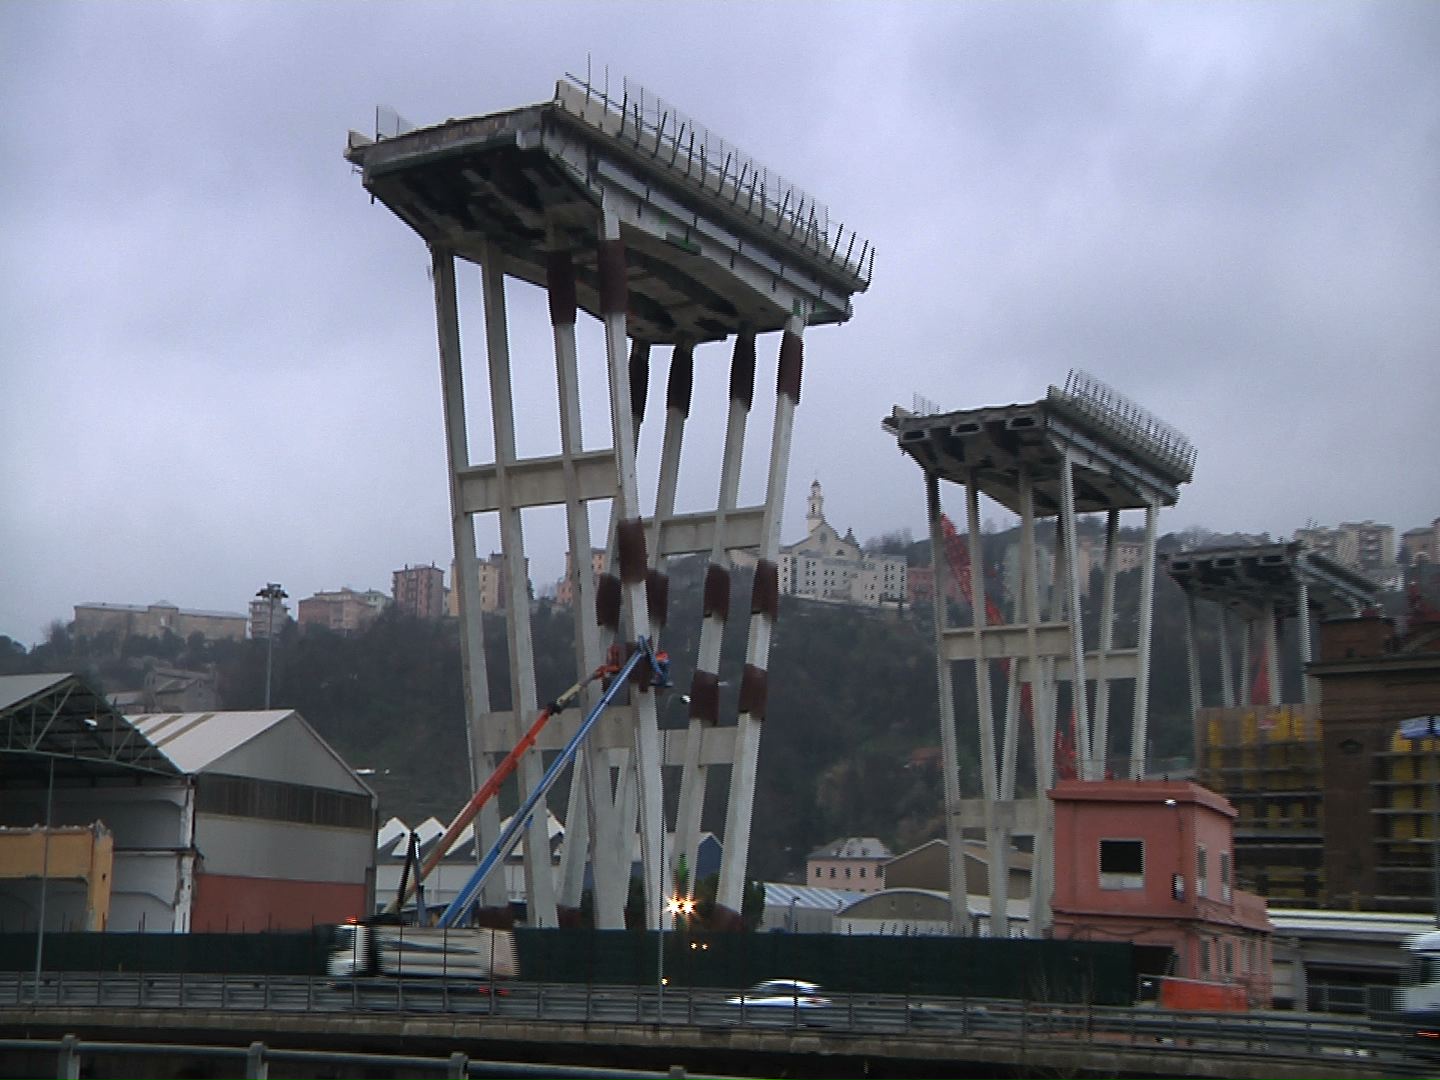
[725,979,832,1010]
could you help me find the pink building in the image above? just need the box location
[806,836,891,893]
[1050,779,1273,1007]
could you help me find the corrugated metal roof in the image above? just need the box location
[0,672,179,780]
[128,710,293,773]
[763,883,868,909]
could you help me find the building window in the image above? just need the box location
[828,867,835,879]
[1220,851,1232,901]
[845,867,852,879]
[1196,846,1208,898]
[1200,939,1211,975]
[814,867,821,880]
[1098,839,1145,890]
[1223,940,1234,976]
[859,866,867,878]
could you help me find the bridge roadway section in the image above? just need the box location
[0,975,1427,1078]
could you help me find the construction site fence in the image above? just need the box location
[0,928,1137,1005]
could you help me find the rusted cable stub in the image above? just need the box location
[598,237,627,317]
[645,569,669,628]
[687,670,721,725]
[776,329,803,405]
[737,663,768,718]
[751,560,780,620]
[617,518,648,585]
[595,574,622,633]
[729,331,756,411]
[666,346,694,418]
[629,340,649,428]
[702,563,731,620]
[545,250,577,327]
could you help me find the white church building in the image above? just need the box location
[775,482,907,608]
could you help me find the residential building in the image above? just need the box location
[805,836,892,893]
[73,601,247,644]
[297,588,389,634]
[554,548,608,608]
[1402,518,1440,565]
[1295,521,1395,580]
[1049,779,1273,1006]
[247,596,291,640]
[448,553,529,615]
[779,481,906,608]
[393,563,446,619]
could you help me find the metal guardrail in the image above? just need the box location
[1,970,1433,1077]
[0,1035,706,1080]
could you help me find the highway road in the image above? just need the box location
[1,970,1434,1077]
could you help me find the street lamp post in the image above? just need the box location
[256,583,287,709]
[1397,715,1440,924]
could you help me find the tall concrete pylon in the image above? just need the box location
[886,371,1195,937]
[347,73,872,928]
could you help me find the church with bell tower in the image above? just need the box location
[776,480,907,608]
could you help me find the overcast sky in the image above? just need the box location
[3,2,1437,646]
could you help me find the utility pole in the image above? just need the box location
[256,583,287,709]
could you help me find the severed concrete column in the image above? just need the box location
[717,315,805,922]
[597,198,666,929]
[478,241,559,927]
[545,249,613,922]
[926,472,971,935]
[675,332,756,903]
[431,245,507,914]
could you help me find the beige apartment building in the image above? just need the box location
[296,588,388,634]
[73,601,246,643]
[806,836,893,893]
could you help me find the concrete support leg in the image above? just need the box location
[1059,455,1091,778]
[1218,607,1237,709]
[1240,618,1254,706]
[965,475,1008,935]
[479,242,558,927]
[1184,595,1202,726]
[598,199,664,929]
[591,339,651,927]
[1093,510,1119,778]
[1297,580,1314,706]
[546,249,608,917]
[1019,468,1053,934]
[646,344,693,894]
[1264,601,1282,708]
[926,472,970,935]
[717,315,805,919]
[431,246,505,912]
[1130,501,1158,779]
[676,332,756,898]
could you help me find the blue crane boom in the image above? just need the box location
[437,638,668,928]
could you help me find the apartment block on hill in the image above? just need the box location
[297,588,389,634]
[73,601,246,644]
